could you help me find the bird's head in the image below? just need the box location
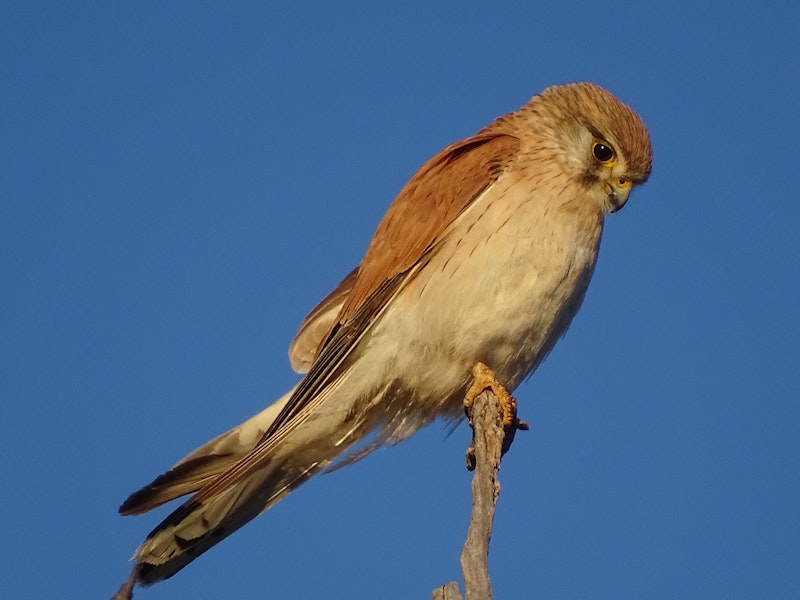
[526,82,653,213]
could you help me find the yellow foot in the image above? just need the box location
[464,362,530,470]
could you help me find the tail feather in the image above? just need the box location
[113,453,323,600]
[115,360,400,599]
[118,389,294,516]
[116,382,368,593]
[134,458,323,585]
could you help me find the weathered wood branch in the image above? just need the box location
[433,385,509,600]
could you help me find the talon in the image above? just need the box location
[464,361,530,462]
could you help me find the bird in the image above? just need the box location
[113,81,652,598]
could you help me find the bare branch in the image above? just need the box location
[461,388,503,600]
[111,570,135,600]
[432,581,464,600]
[434,384,509,600]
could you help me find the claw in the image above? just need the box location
[463,362,529,469]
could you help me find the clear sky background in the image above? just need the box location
[3,2,799,599]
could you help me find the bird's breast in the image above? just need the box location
[365,174,604,424]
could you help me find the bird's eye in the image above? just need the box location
[592,140,616,166]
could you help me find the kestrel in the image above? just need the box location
[114,82,652,598]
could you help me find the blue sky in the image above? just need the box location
[3,2,799,599]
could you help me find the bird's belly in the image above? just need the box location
[359,189,602,430]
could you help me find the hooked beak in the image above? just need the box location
[606,178,633,213]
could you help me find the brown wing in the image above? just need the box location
[257,131,522,446]
[118,393,292,515]
[134,130,522,532]
[288,266,359,373]
[338,132,521,324]
[117,130,519,582]
[293,132,522,373]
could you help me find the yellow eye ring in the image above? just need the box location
[592,140,617,167]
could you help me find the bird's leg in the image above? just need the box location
[463,361,530,470]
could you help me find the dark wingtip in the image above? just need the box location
[118,454,225,515]
[118,487,151,516]
[118,468,186,516]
